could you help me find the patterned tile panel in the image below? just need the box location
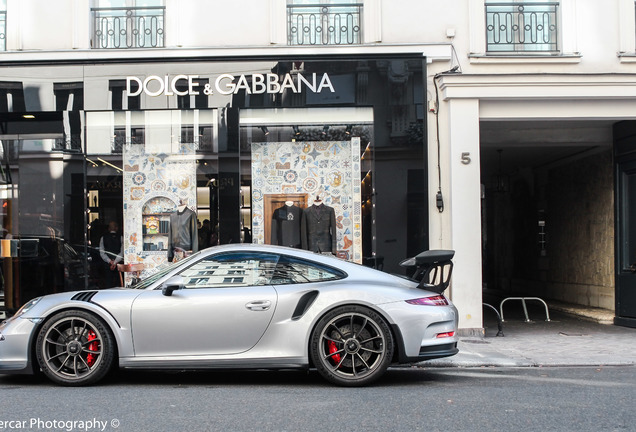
[251,138,362,263]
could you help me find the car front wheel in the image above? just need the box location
[310,305,394,386]
[35,310,115,386]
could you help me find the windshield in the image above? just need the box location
[130,252,201,290]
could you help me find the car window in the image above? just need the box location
[132,252,201,290]
[179,252,279,289]
[271,255,346,285]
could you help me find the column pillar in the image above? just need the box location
[447,98,483,335]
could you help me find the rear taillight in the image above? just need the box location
[436,331,455,338]
[405,295,449,306]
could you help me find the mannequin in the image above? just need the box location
[301,195,337,255]
[167,199,199,261]
[271,200,302,248]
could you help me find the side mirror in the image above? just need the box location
[161,275,185,296]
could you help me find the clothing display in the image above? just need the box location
[271,204,302,248]
[167,206,199,262]
[301,203,337,254]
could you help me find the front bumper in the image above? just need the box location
[0,317,37,375]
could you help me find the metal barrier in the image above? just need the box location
[500,297,551,322]
[483,303,504,336]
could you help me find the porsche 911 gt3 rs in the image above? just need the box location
[0,244,458,386]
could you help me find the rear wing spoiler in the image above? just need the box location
[399,249,455,294]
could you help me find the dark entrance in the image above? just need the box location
[613,122,636,328]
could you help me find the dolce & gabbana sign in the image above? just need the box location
[126,73,335,97]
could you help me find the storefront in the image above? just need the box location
[0,55,428,314]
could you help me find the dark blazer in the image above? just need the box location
[271,204,302,248]
[167,207,198,261]
[301,204,337,254]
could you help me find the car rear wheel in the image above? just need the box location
[310,305,394,386]
[35,310,115,386]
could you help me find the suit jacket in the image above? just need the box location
[271,205,302,248]
[167,207,198,261]
[301,204,337,254]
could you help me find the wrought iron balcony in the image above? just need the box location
[0,11,6,51]
[287,3,362,46]
[92,6,165,49]
[485,2,559,54]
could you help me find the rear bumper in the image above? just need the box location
[407,342,458,362]
[391,324,459,364]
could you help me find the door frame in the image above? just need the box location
[614,122,636,328]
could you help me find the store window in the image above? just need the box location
[240,107,372,264]
[86,109,216,277]
[0,131,85,310]
[0,56,426,314]
[82,57,426,281]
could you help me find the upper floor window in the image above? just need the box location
[0,0,6,51]
[287,0,362,46]
[91,0,165,49]
[485,1,560,54]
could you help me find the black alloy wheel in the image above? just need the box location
[310,305,394,386]
[35,310,115,386]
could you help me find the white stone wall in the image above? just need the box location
[0,0,630,77]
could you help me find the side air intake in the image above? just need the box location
[71,291,98,302]
[291,291,319,320]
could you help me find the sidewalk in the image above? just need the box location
[425,302,636,368]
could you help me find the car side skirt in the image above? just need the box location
[0,361,34,375]
[118,356,309,370]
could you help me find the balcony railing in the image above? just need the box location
[485,2,559,54]
[0,11,6,51]
[92,6,165,49]
[287,3,362,46]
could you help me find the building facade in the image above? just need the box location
[0,0,635,332]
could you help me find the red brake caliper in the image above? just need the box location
[328,340,341,365]
[86,330,98,367]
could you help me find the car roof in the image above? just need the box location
[196,243,379,276]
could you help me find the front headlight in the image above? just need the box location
[13,297,42,319]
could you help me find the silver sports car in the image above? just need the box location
[0,244,458,386]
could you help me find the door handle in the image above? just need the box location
[245,300,272,311]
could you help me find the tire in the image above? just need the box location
[310,305,394,386]
[35,310,115,386]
